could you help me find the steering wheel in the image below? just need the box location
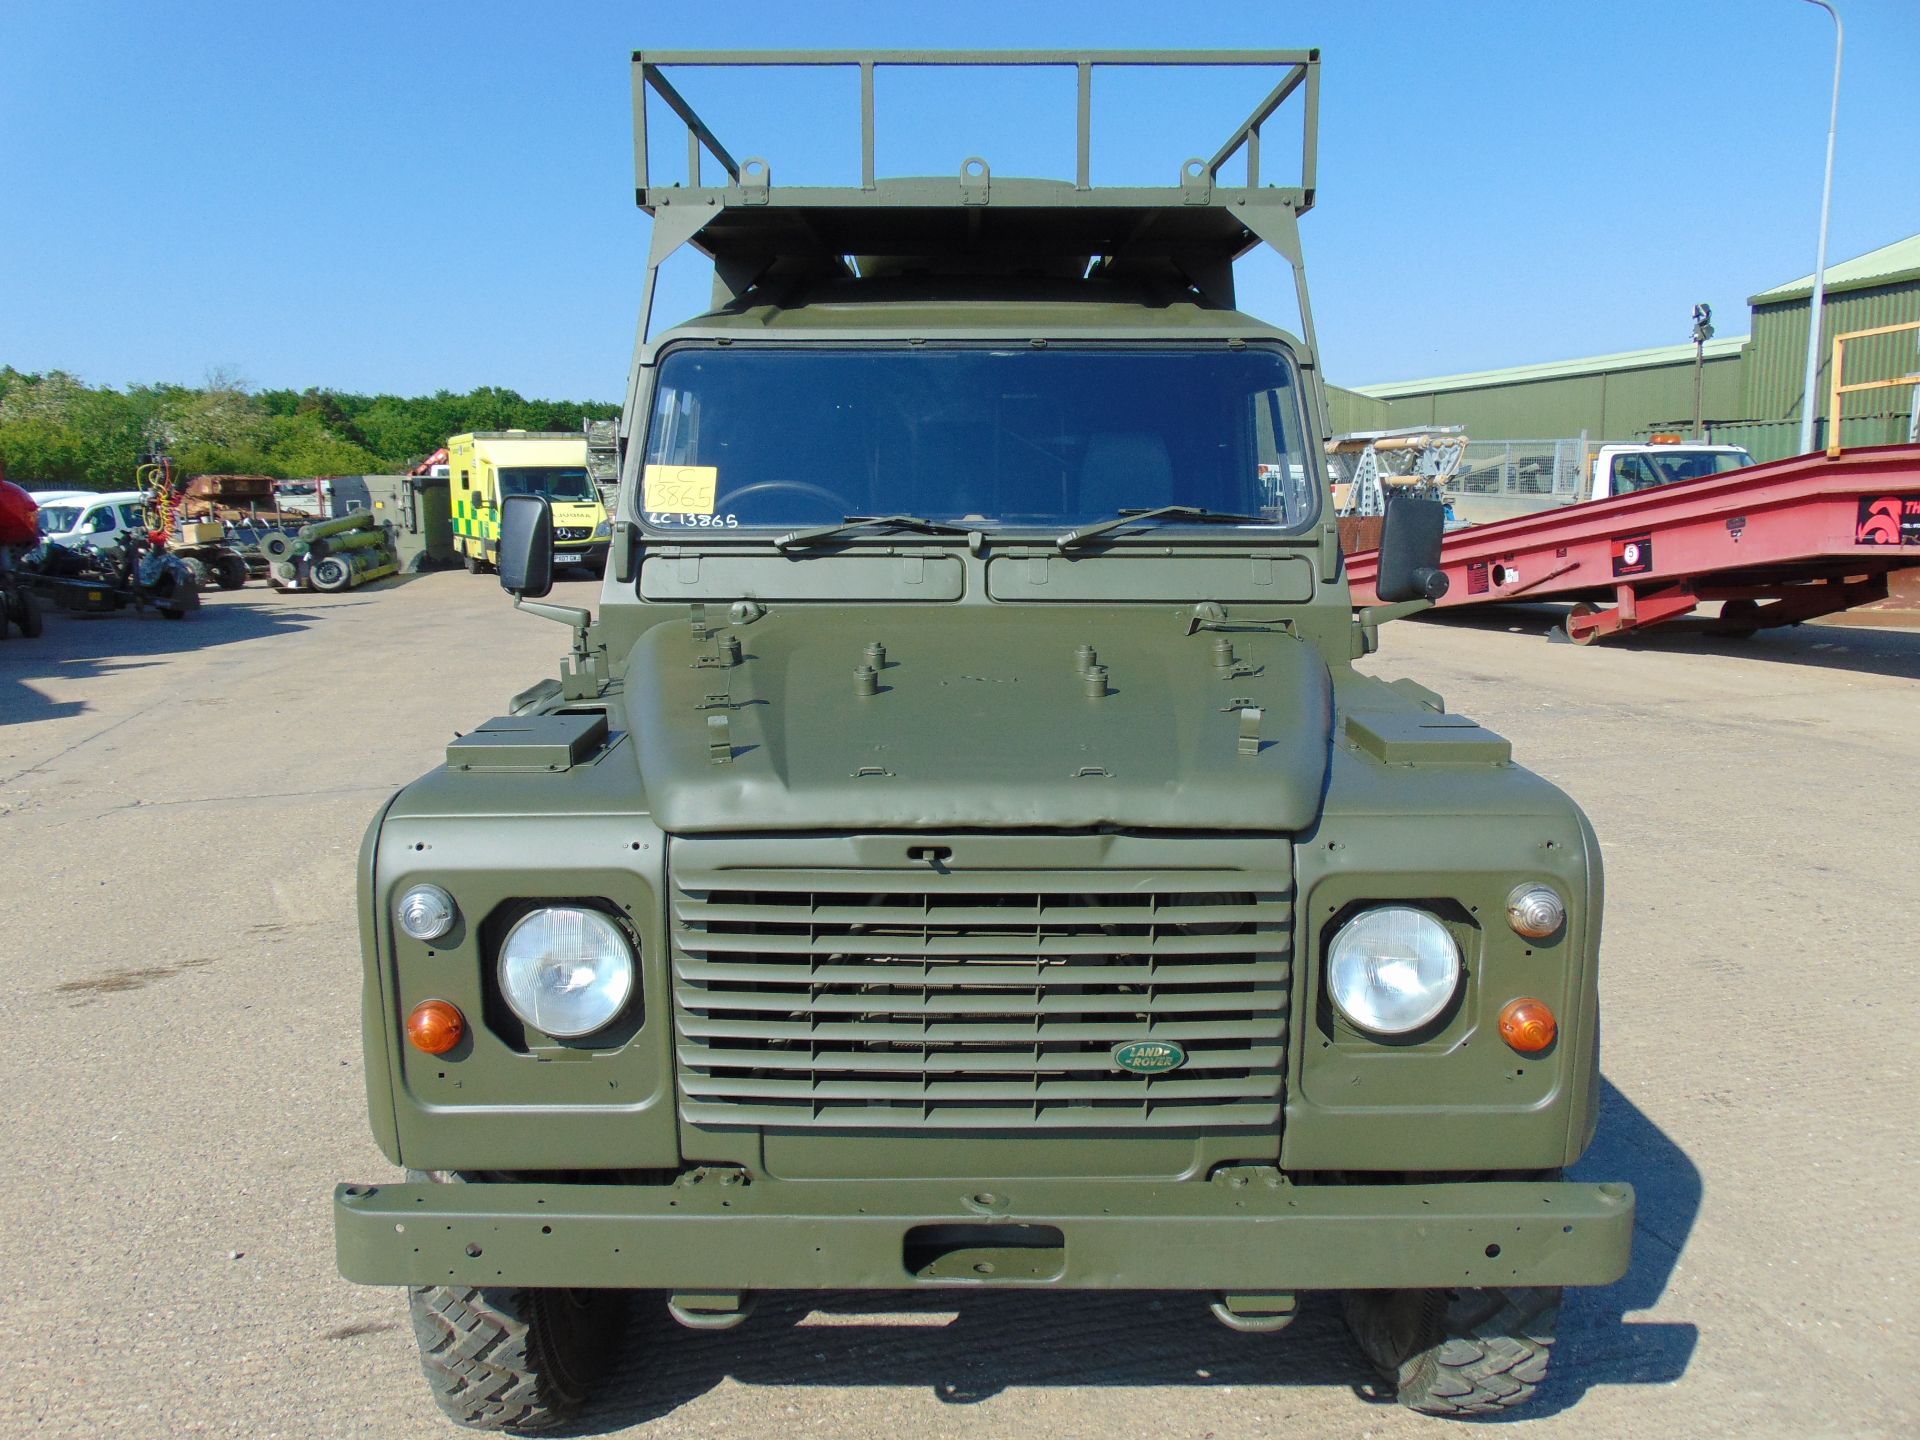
[712,480,853,520]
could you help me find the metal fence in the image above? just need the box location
[1447,437,1592,500]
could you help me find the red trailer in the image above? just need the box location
[1345,445,1920,644]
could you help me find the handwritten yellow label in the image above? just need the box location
[643,464,718,516]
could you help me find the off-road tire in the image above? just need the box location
[13,592,43,637]
[1343,1285,1558,1416]
[215,552,249,589]
[402,1169,623,1431]
[408,1282,622,1432]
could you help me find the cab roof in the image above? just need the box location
[49,489,144,505]
[658,275,1306,349]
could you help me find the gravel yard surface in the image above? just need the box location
[2,576,1914,1438]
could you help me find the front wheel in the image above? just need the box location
[403,1170,623,1430]
[1342,1285,1558,1416]
[409,1283,624,1432]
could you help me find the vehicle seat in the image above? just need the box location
[1077,433,1174,517]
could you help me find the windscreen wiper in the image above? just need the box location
[774,514,975,553]
[1055,505,1270,552]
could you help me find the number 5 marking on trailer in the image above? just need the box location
[1611,534,1654,577]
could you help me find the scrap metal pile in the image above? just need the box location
[260,511,399,592]
[178,473,314,528]
[584,417,619,512]
[16,530,200,620]
[1326,426,1470,517]
[1326,425,1470,554]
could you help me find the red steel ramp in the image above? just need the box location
[1344,445,1920,643]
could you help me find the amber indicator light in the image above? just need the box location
[1498,998,1557,1053]
[407,999,465,1054]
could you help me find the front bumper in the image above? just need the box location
[336,1175,1633,1292]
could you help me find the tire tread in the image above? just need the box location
[1344,1285,1559,1416]
[409,1282,616,1432]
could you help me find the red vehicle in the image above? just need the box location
[0,477,38,547]
[0,474,48,637]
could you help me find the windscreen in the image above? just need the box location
[1644,450,1752,485]
[640,345,1319,533]
[499,466,595,503]
[38,505,82,533]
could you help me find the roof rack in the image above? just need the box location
[622,50,1327,420]
[633,49,1318,207]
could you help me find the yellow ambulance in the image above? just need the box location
[447,431,610,575]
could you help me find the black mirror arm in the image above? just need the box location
[1359,597,1438,628]
[513,595,593,656]
[1352,595,1438,658]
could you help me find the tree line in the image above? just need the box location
[0,367,620,491]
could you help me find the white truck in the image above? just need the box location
[1449,436,1754,525]
[1583,439,1754,500]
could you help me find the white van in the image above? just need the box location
[34,490,151,550]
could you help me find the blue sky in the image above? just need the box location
[2,0,1914,399]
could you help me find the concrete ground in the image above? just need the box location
[1,573,1914,1439]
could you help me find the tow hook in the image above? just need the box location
[667,1291,755,1331]
[1208,1294,1297,1333]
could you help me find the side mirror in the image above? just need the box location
[1374,491,1450,603]
[498,494,553,598]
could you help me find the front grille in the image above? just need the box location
[554,525,592,542]
[671,863,1291,1130]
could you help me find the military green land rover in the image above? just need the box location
[335,50,1633,1429]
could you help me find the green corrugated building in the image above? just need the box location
[1337,234,1919,462]
[1331,339,1747,441]
[1731,234,1920,457]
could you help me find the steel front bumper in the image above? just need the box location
[335,1176,1633,1291]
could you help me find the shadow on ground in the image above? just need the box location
[0,596,324,726]
[549,1078,1698,1432]
[1414,603,1920,681]
[1488,1078,1702,1421]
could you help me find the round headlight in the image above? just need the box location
[1327,906,1462,1035]
[498,906,634,1038]
[396,884,457,942]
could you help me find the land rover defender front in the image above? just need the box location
[334,50,1633,1430]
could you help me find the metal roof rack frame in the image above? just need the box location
[623,49,1325,429]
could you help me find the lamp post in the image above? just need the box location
[1691,303,1714,440]
[1797,0,1843,456]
